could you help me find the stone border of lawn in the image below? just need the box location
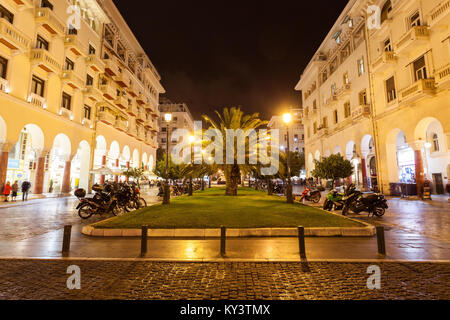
[81,209,375,238]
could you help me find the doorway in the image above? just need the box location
[432,173,444,194]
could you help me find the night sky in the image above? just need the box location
[112,0,349,120]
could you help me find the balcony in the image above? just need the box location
[113,70,131,88]
[325,95,338,107]
[61,70,84,90]
[99,81,117,100]
[429,0,449,28]
[0,18,31,53]
[399,79,436,104]
[28,92,46,109]
[127,82,138,97]
[59,107,73,120]
[83,85,103,102]
[145,134,152,146]
[395,26,429,56]
[126,127,137,137]
[352,104,371,120]
[136,94,147,105]
[136,127,145,141]
[335,84,351,100]
[115,118,128,132]
[64,34,87,57]
[372,51,397,74]
[31,49,62,74]
[6,0,34,10]
[98,111,116,125]
[435,63,450,89]
[136,110,146,123]
[103,58,120,77]
[35,7,66,36]
[127,104,139,117]
[86,54,105,73]
[144,119,153,129]
[114,95,128,109]
[316,128,328,139]
[81,118,92,129]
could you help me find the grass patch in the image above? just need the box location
[94,187,364,229]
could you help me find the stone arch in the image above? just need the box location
[132,149,140,168]
[122,145,131,161]
[0,115,6,144]
[414,117,447,152]
[361,134,374,158]
[72,140,91,190]
[148,154,154,172]
[142,152,148,168]
[108,141,120,159]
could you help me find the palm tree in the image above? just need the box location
[203,107,267,196]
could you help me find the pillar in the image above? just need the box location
[99,154,106,185]
[361,157,368,191]
[33,150,49,195]
[126,161,130,182]
[411,141,425,198]
[61,160,72,194]
[115,159,119,182]
[0,142,12,192]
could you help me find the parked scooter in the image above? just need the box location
[342,184,388,217]
[323,189,345,211]
[299,187,321,203]
[75,184,124,219]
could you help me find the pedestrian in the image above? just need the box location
[3,181,12,202]
[11,181,19,202]
[21,180,31,201]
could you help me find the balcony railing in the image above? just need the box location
[103,57,120,77]
[86,54,105,73]
[99,81,117,100]
[395,26,429,55]
[335,84,351,99]
[127,82,138,97]
[98,111,116,125]
[115,118,128,132]
[435,63,450,88]
[136,93,146,105]
[114,95,128,109]
[64,34,87,57]
[136,110,145,123]
[127,127,137,137]
[31,49,62,74]
[372,51,397,74]
[335,117,352,131]
[325,95,338,107]
[127,104,139,117]
[35,7,66,36]
[429,0,449,28]
[61,70,84,89]
[113,70,131,88]
[136,127,145,141]
[83,85,102,102]
[28,93,46,109]
[351,104,371,120]
[399,79,436,104]
[0,18,31,52]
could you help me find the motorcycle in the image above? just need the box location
[299,187,321,203]
[129,183,147,209]
[342,184,388,217]
[323,189,345,211]
[75,184,124,219]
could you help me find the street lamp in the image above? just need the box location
[283,112,294,204]
[163,112,172,205]
[188,135,195,196]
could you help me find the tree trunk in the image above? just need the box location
[267,178,273,196]
[225,164,240,196]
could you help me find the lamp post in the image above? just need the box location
[283,112,294,204]
[163,113,172,205]
[188,135,195,196]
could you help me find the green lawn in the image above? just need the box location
[94,187,364,229]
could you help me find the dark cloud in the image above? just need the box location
[113,0,348,120]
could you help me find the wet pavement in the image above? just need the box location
[0,259,448,300]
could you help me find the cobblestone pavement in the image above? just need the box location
[0,260,448,300]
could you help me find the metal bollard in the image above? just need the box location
[62,225,72,255]
[376,226,386,256]
[298,226,306,259]
[220,226,226,257]
[141,225,148,257]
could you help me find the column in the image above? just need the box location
[115,159,119,182]
[0,142,12,192]
[99,154,106,185]
[411,141,425,198]
[61,161,72,194]
[361,158,368,191]
[126,161,130,182]
[33,150,49,195]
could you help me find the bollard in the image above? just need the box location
[298,226,306,259]
[62,225,72,255]
[141,225,148,257]
[220,226,226,257]
[376,226,386,256]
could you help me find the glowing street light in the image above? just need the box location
[283,112,294,204]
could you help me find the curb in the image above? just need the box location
[81,225,376,238]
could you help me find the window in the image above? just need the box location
[83,105,91,120]
[313,122,317,134]
[322,117,328,129]
[384,38,392,52]
[359,90,368,105]
[381,0,392,24]
[0,4,14,23]
[386,76,397,102]
[358,58,365,76]
[410,11,421,28]
[432,134,439,152]
[61,92,71,110]
[0,56,7,79]
[294,134,298,142]
[331,83,336,95]
[413,56,427,81]
[64,58,74,70]
[343,72,349,85]
[31,76,45,97]
[162,127,167,132]
[89,45,96,55]
[333,110,339,124]
[344,102,351,118]
[36,35,49,50]
[41,0,53,10]
[86,74,93,86]
[68,27,77,35]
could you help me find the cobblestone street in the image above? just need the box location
[0,260,448,300]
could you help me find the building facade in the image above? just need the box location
[268,108,305,154]
[296,0,449,195]
[0,0,164,195]
[158,100,194,155]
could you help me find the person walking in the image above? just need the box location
[3,181,12,202]
[21,180,31,201]
[11,181,19,202]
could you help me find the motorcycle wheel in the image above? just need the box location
[312,195,321,203]
[124,200,136,212]
[112,204,125,216]
[323,200,332,211]
[373,207,386,217]
[135,198,147,209]
[342,205,349,216]
[78,203,94,219]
